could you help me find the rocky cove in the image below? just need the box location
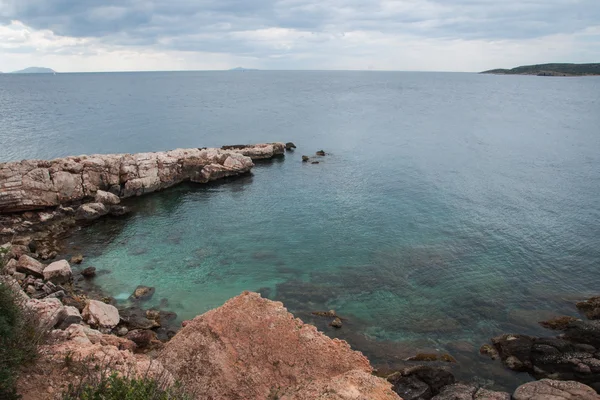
[2,143,600,399]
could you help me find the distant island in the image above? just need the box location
[229,67,258,71]
[482,63,600,76]
[10,67,56,74]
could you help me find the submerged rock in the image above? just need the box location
[313,309,338,318]
[577,297,600,320]
[330,317,343,328]
[539,315,578,330]
[131,285,155,301]
[406,353,457,363]
[70,254,84,264]
[159,291,398,399]
[81,266,96,278]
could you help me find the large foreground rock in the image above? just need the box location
[159,291,399,400]
[0,144,284,213]
[82,300,120,330]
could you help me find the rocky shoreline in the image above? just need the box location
[2,143,600,399]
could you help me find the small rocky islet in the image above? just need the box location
[2,142,600,399]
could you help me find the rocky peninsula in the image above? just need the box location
[481,63,600,77]
[2,142,600,399]
[0,143,284,213]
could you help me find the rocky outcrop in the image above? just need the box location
[0,143,284,213]
[483,296,600,393]
[159,291,399,400]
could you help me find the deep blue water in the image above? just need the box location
[2,71,600,390]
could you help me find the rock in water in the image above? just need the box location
[70,254,84,264]
[513,379,599,400]
[82,300,120,330]
[131,285,155,301]
[577,296,600,320]
[16,254,45,278]
[159,291,399,399]
[43,259,72,284]
[94,190,120,205]
[330,317,343,328]
[388,366,455,400]
[285,142,297,151]
[81,266,96,278]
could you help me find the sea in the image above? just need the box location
[1,71,600,391]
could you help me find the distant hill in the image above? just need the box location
[229,67,258,71]
[11,67,56,74]
[482,63,600,76]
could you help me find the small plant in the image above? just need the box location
[62,359,191,400]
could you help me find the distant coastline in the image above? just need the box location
[481,63,600,76]
[10,67,56,74]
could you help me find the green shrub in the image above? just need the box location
[63,372,191,400]
[0,283,47,400]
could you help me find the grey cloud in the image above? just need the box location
[1,0,599,58]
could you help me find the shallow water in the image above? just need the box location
[2,71,600,391]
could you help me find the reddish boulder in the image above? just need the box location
[159,291,399,400]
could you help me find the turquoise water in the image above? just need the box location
[2,71,600,390]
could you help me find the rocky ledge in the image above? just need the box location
[481,296,600,395]
[0,143,285,213]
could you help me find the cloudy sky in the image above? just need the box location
[0,0,598,72]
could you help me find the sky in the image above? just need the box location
[0,0,599,72]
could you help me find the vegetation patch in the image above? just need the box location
[63,362,191,400]
[0,282,48,400]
